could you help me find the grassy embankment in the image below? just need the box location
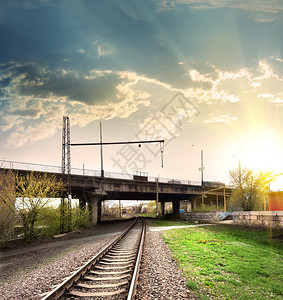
[138,214,196,226]
[138,213,156,218]
[152,220,196,226]
[162,225,283,299]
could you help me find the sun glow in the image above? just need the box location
[237,130,282,172]
[231,130,283,190]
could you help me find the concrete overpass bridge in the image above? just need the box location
[70,173,203,223]
[1,159,230,225]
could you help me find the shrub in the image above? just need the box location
[72,204,91,229]
[192,204,218,213]
[16,172,64,241]
[186,280,198,291]
[37,206,61,237]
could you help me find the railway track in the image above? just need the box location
[42,217,146,300]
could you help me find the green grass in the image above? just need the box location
[152,220,195,227]
[162,225,283,300]
[137,213,156,218]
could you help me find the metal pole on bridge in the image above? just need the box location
[200,149,204,186]
[156,176,159,219]
[100,121,104,177]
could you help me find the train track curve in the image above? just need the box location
[42,217,146,300]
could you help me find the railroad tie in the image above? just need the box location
[67,289,127,297]
[105,254,136,259]
[98,260,134,265]
[75,280,129,289]
[95,264,132,270]
[89,269,132,275]
[102,257,135,262]
[83,274,131,281]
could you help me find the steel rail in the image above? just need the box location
[41,218,138,300]
[127,217,146,300]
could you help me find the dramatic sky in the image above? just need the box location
[1,0,283,188]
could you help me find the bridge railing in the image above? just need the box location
[147,176,200,186]
[0,159,62,173]
[0,159,201,186]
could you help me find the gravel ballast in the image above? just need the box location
[135,227,196,300]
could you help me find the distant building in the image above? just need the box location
[268,191,283,211]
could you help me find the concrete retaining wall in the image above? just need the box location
[182,212,220,223]
[232,211,283,228]
[182,211,283,228]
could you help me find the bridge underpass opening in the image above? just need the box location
[90,198,194,224]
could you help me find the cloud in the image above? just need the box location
[188,58,283,105]
[154,0,283,23]
[1,56,283,148]
[6,118,61,148]
[204,114,237,124]
[1,63,123,105]
[97,45,116,59]
[0,62,160,147]
[1,0,280,92]
[258,93,283,104]
[94,40,117,59]
[136,92,200,151]
[0,61,179,148]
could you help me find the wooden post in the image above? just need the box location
[216,194,219,210]
[224,188,226,212]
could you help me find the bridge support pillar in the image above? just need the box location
[160,202,165,217]
[172,200,180,216]
[89,196,102,225]
[193,198,197,210]
[187,201,192,212]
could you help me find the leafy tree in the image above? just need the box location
[229,167,273,211]
[145,201,157,214]
[103,202,120,217]
[16,172,65,241]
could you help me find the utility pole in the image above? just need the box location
[200,149,204,186]
[61,116,71,233]
[156,176,159,219]
[62,116,71,175]
[192,145,204,186]
[100,121,104,177]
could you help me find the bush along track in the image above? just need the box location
[162,225,283,300]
